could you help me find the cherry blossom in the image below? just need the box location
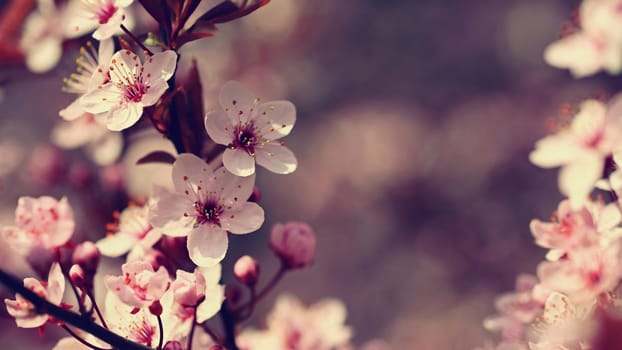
[60,39,114,121]
[170,265,224,323]
[149,153,264,267]
[237,294,352,350]
[81,49,177,131]
[529,99,622,208]
[544,0,622,77]
[205,80,297,177]
[4,262,65,328]
[51,115,123,166]
[104,260,170,309]
[66,0,134,40]
[1,196,74,254]
[96,202,162,257]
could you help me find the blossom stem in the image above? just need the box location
[120,24,154,56]
[235,264,287,319]
[62,324,112,350]
[187,312,197,350]
[220,301,240,350]
[0,268,151,350]
[87,290,108,329]
[60,261,87,315]
[156,314,164,350]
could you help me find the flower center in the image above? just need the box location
[123,82,148,103]
[232,123,260,156]
[195,200,223,225]
[94,1,118,24]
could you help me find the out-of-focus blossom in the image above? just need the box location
[270,222,316,269]
[205,81,297,177]
[544,0,622,77]
[66,0,134,40]
[104,260,170,309]
[96,202,162,257]
[52,115,123,166]
[238,294,352,350]
[82,49,177,131]
[72,241,100,276]
[483,274,543,343]
[23,145,67,187]
[0,140,24,178]
[149,153,264,267]
[2,196,74,254]
[529,99,622,208]
[60,39,114,121]
[528,292,596,350]
[4,262,65,328]
[529,199,622,260]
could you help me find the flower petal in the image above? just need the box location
[529,135,584,168]
[187,225,228,267]
[171,153,214,193]
[559,155,603,209]
[96,234,136,257]
[143,50,178,83]
[223,148,255,177]
[196,284,224,323]
[149,188,195,237]
[220,202,264,234]
[205,110,234,145]
[219,81,256,124]
[255,144,297,174]
[256,101,296,140]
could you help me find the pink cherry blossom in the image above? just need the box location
[60,39,114,121]
[96,202,162,257]
[104,260,171,309]
[205,80,297,177]
[234,255,259,286]
[149,153,264,267]
[2,196,74,254]
[544,0,622,77]
[237,294,352,350]
[81,49,177,131]
[270,222,316,269]
[4,262,65,328]
[66,0,134,40]
[171,265,224,323]
[529,99,622,208]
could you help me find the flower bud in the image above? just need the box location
[163,341,184,350]
[149,300,163,316]
[234,255,259,286]
[69,264,90,290]
[72,241,100,275]
[171,269,206,307]
[225,285,242,306]
[269,222,316,269]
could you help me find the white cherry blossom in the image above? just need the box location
[104,260,170,309]
[149,153,264,266]
[66,0,134,40]
[4,262,65,328]
[81,49,177,131]
[205,80,297,177]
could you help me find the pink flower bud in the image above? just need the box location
[269,222,316,269]
[72,241,100,275]
[234,255,259,286]
[149,300,163,316]
[171,269,206,307]
[163,341,184,350]
[69,264,92,291]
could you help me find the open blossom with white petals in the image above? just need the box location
[60,39,114,121]
[238,294,352,350]
[205,80,297,177]
[1,196,74,254]
[67,0,134,40]
[96,202,162,257]
[544,0,622,77]
[529,99,622,208]
[4,263,65,328]
[104,260,170,309]
[149,153,264,267]
[81,49,177,131]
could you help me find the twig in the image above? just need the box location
[157,314,164,350]
[62,324,112,350]
[120,24,154,55]
[0,268,151,350]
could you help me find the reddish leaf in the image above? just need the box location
[136,151,177,165]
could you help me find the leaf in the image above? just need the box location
[136,151,177,165]
[197,0,270,25]
[138,0,172,42]
[176,31,215,48]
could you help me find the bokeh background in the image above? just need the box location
[0,0,611,348]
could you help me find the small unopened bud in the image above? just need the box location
[234,255,259,286]
[149,300,163,316]
[72,241,100,275]
[69,264,91,290]
[163,341,184,350]
[269,222,316,269]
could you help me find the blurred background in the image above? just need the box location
[0,0,612,348]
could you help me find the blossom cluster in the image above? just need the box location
[0,1,385,349]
